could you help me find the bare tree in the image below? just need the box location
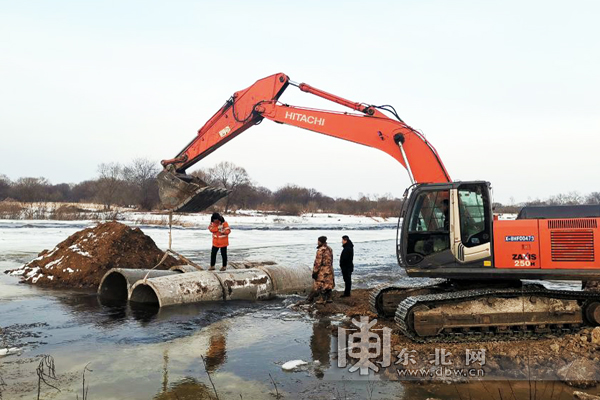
[11,177,50,202]
[205,162,250,213]
[548,191,584,205]
[190,168,213,185]
[586,192,600,205]
[96,163,123,210]
[123,158,160,210]
[71,180,98,202]
[0,175,10,201]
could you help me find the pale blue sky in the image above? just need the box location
[1,1,599,203]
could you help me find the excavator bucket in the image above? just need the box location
[157,170,230,213]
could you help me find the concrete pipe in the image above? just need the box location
[228,260,277,270]
[127,265,312,307]
[258,265,313,295]
[129,271,224,307]
[97,268,179,302]
[213,268,274,301]
[169,265,199,273]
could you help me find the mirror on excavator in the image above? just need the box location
[157,168,230,213]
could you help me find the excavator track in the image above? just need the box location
[369,279,448,317]
[395,285,600,343]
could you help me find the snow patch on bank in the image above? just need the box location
[68,244,91,257]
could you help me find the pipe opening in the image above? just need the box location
[130,284,160,305]
[98,272,129,302]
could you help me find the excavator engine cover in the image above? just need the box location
[157,169,230,212]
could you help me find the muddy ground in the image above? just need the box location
[295,289,600,390]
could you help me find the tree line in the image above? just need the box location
[0,158,160,211]
[493,192,600,213]
[1,159,598,216]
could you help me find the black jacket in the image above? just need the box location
[340,240,354,272]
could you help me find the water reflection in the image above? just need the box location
[55,290,269,331]
[310,319,332,378]
[204,322,228,373]
[153,376,215,400]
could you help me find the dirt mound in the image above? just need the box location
[6,221,180,288]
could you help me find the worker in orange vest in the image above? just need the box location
[208,213,231,271]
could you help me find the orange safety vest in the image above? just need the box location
[208,221,230,248]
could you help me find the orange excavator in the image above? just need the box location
[158,73,600,342]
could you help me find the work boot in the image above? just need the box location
[314,291,325,305]
[208,266,216,271]
[220,266,227,271]
[325,290,333,303]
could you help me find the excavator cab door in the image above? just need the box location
[449,182,493,264]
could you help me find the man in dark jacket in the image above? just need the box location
[340,235,354,297]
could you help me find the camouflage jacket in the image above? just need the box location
[313,244,335,291]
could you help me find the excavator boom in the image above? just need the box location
[159,73,450,212]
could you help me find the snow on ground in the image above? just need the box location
[44,257,64,269]
[0,348,21,357]
[0,211,396,255]
[125,210,396,228]
[68,244,92,257]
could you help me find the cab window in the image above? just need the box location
[406,190,450,260]
[408,191,450,232]
[458,184,491,248]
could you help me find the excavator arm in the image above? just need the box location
[158,73,451,212]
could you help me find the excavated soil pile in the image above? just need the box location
[5,221,180,289]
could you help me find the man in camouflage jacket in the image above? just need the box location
[312,236,335,304]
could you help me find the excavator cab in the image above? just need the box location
[398,181,493,273]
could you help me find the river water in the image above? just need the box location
[0,219,590,399]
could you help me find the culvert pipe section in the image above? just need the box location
[130,271,225,307]
[97,268,180,302]
[169,265,200,273]
[128,266,312,307]
[213,268,274,301]
[257,265,312,295]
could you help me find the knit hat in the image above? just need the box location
[318,236,327,244]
